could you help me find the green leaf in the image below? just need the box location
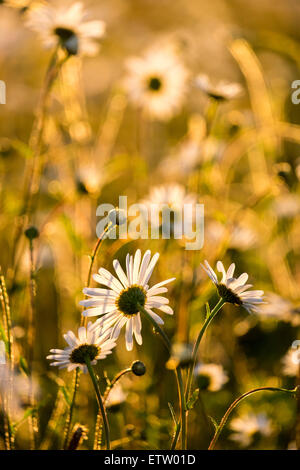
[209,415,219,431]
[205,302,211,320]
[61,385,71,407]
[168,402,178,426]
[19,357,30,376]
[186,388,199,410]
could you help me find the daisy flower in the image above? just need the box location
[47,322,116,373]
[258,293,300,326]
[80,249,175,351]
[25,2,105,56]
[141,183,197,237]
[195,74,242,101]
[194,363,228,391]
[123,45,189,120]
[201,260,265,313]
[230,413,273,447]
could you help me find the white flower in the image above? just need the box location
[201,260,265,313]
[25,2,105,56]
[47,322,116,373]
[105,383,127,409]
[281,348,300,377]
[195,74,242,101]
[258,293,300,326]
[230,413,273,447]
[0,365,40,421]
[80,249,175,351]
[123,45,189,120]
[141,183,197,237]
[194,363,228,391]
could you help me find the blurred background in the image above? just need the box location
[0,0,300,450]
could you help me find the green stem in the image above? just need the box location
[138,303,171,350]
[176,367,187,450]
[186,298,225,401]
[82,222,115,327]
[208,386,297,450]
[63,368,79,450]
[93,367,131,450]
[138,304,187,449]
[85,356,110,450]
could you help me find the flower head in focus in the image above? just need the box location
[201,260,265,313]
[47,322,116,373]
[80,249,175,351]
[123,45,189,120]
[194,363,228,391]
[230,413,273,447]
[25,2,105,56]
[195,74,242,101]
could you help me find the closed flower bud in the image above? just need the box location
[131,360,146,376]
[24,226,39,240]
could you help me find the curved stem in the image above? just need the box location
[208,386,297,450]
[175,367,187,450]
[185,298,225,401]
[138,303,171,351]
[82,222,114,327]
[93,367,131,450]
[138,304,187,449]
[11,49,67,278]
[86,223,113,289]
[63,368,79,450]
[85,356,110,450]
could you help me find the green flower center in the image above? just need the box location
[70,344,100,364]
[148,77,162,91]
[117,285,146,316]
[217,284,242,305]
[54,27,76,41]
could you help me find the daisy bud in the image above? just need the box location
[24,226,39,240]
[131,360,146,376]
[108,208,127,226]
[67,423,88,450]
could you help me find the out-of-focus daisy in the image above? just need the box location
[229,413,273,447]
[141,183,197,238]
[194,363,228,391]
[229,225,257,251]
[47,322,116,373]
[80,249,175,351]
[201,260,265,313]
[195,74,242,101]
[273,193,300,218]
[0,365,40,421]
[281,347,300,377]
[258,293,300,326]
[166,342,193,370]
[123,45,189,120]
[25,2,105,56]
[105,383,127,411]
